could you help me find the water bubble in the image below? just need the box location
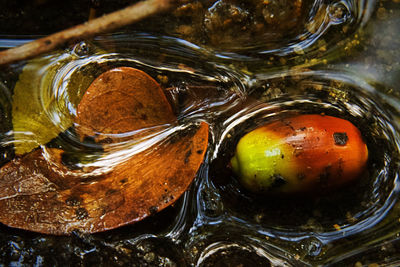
[329,2,351,24]
[302,237,323,257]
[72,42,91,57]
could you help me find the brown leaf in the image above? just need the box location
[0,67,209,235]
[75,66,176,140]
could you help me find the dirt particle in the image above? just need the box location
[162,193,174,204]
[99,137,113,144]
[184,149,192,164]
[149,206,158,215]
[75,208,89,220]
[270,174,287,188]
[294,147,303,157]
[319,165,332,187]
[65,197,81,206]
[333,132,348,146]
[106,189,118,196]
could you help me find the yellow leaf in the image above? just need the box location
[12,54,77,155]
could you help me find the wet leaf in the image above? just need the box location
[0,124,208,234]
[11,49,105,155]
[75,67,176,139]
[12,55,76,155]
[0,67,209,235]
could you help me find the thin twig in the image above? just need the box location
[0,0,174,66]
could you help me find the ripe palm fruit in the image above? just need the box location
[230,114,368,194]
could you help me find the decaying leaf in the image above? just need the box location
[0,67,209,234]
[0,124,208,234]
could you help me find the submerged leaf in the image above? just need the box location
[0,67,209,234]
[12,55,75,155]
[0,123,208,234]
[75,67,176,139]
[11,50,103,155]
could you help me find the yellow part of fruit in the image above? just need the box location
[231,127,300,193]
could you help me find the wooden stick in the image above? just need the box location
[0,0,174,66]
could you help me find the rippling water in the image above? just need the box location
[0,0,399,266]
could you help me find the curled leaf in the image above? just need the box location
[0,123,207,234]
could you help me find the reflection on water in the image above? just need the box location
[0,0,399,265]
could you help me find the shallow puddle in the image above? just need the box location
[0,0,399,266]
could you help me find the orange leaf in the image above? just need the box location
[75,67,176,139]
